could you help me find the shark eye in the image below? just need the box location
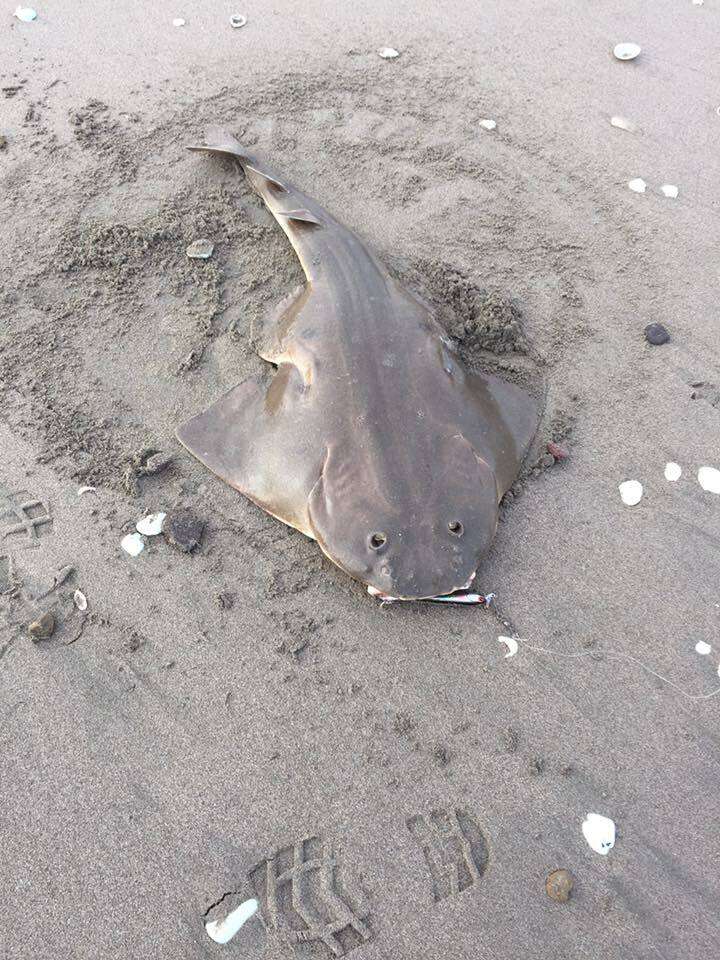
[369,532,387,550]
[448,520,464,536]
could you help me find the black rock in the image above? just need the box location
[644,322,670,345]
[165,512,205,553]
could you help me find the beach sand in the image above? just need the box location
[1,2,719,957]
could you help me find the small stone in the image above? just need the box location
[479,118,497,131]
[0,135,8,151]
[172,18,186,27]
[186,239,214,260]
[144,452,173,475]
[546,869,574,903]
[528,756,545,775]
[165,512,205,552]
[644,322,670,345]
[432,743,451,766]
[547,441,570,461]
[229,14,247,28]
[29,611,55,640]
[628,177,647,194]
[378,47,400,59]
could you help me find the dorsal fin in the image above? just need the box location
[276,209,322,226]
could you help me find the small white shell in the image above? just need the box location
[479,118,497,131]
[661,184,678,198]
[628,178,647,194]
[136,512,166,537]
[613,42,641,61]
[14,7,37,22]
[693,0,704,6]
[610,115,636,132]
[582,813,616,855]
[186,239,214,260]
[664,462,682,482]
[73,590,88,612]
[498,635,519,658]
[77,485,96,496]
[206,898,259,944]
[618,480,643,506]
[229,14,247,28]
[173,18,186,27]
[695,641,712,655]
[378,47,400,59]
[698,466,720,494]
[121,532,145,557]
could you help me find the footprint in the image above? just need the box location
[250,835,371,958]
[406,808,489,903]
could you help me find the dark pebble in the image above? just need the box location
[165,512,205,553]
[28,611,55,641]
[644,322,670,345]
[546,869,574,903]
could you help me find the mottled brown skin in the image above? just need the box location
[177,128,539,599]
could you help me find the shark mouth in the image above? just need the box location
[368,574,493,605]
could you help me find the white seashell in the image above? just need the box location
[695,641,712,655]
[628,178,647,194]
[14,7,37,22]
[77,485,96,496]
[479,118,497,131]
[698,466,720,494]
[661,184,678,198]
[582,813,616,854]
[121,532,145,557]
[229,14,247,28]
[692,0,704,6]
[73,590,88,611]
[618,480,643,505]
[613,43,641,61]
[498,635,519,658]
[136,512,166,537]
[664,462,682,482]
[186,239,214,260]
[206,898,258,944]
[378,47,400,59]
[173,18,186,27]
[610,115,635,132]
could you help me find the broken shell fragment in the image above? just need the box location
[628,178,647,194]
[378,47,400,59]
[582,813,615,854]
[121,532,145,557]
[173,18,186,27]
[28,612,55,641]
[229,14,247,28]
[610,115,636,132]
[73,590,88,612]
[479,118,497,131]
[206,898,259,944]
[546,869,574,903]
[695,640,712,655]
[186,239,214,260]
[664,462,682,482]
[498,635,519,658]
[77,485,96,496]
[136,512,166,537]
[618,480,643,506]
[613,42,641,61]
[14,7,37,22]
[698,466,720,494]
[661,184,678,199]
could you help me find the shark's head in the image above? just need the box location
[308,436,499,600]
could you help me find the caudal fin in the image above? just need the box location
[186,126,251,161]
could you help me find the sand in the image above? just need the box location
[1,2,719,958]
